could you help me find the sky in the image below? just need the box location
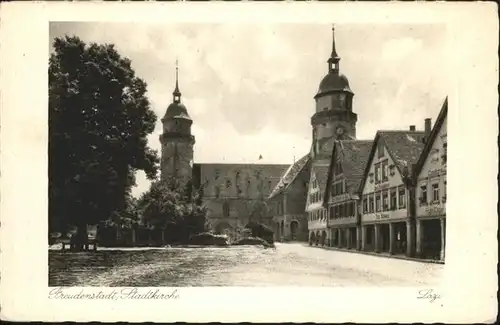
[49,23,449,197]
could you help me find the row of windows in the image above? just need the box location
[330,180,345,197]
[309,208,327,221]
[419,179,447,205]
[329,201,356,219]
[214,180,273,198]
[362,186,406,214]
[374,160,390,183]
[308,201,356,221]
[309,191,322,204]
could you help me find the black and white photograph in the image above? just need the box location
[48,22,449,287]
[0,2,497,323]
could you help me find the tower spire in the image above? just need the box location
[173,58,181,103]
[328,25,340,73]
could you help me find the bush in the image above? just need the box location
[232,237,275,248]
[245,222,274,244]
[188,232,229,246]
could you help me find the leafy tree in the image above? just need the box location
[138,178,210,243]
[49,36,159,250]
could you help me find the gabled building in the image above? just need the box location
[359,128,426,257]
[268,154,311,241]
[323,140,373,249]
[413,98,448,261]
[306,161,330,246]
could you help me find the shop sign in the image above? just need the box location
[428,168,446,178]
[330,193,350,204]
[426,206,445,216]
[375,213,390,220]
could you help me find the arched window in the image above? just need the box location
[222,201,230,217]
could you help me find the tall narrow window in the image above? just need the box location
[382,191,389,211]
[442,143,447,165]
[382,160,389,181]
[390,188,397,210]
[369,196,374,213]
[363,197,368,214]
[375,164,380,183]
[375,193,381,212]
[398,186,406,208]
[432,182,440,202]
[420,184,428,205]
[222,201,230,217]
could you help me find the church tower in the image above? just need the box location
[160,61,195,184]
[311,26,357,159]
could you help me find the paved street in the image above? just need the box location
[49,243,443,287]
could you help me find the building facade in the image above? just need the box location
[413,98,447,261]
[160,65,288,238]
[306,162,330,245]
[267,154,311,242]
[324,140,373,250]
[359,129,426,257]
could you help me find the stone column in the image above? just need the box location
[374,224,380,253]
[356,226,362,250]
[361,226,366,251]
[389,223,395,255]
[406,220,414,257]
[440,218,446,261]
[337,228,342,247]
[416,219,423,257]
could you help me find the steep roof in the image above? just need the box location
[323,140,373,202]
[413,97,448,181]
[359,130,426,193]
[268,153,311,199]
[311,163,330,195]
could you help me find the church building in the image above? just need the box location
[160,63,288,238]
[269,26,359,242]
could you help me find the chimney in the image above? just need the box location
[425,118,432,134]
[409,125,416,131]
[423,118,432,143]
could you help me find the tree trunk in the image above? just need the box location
[72,224,88,252]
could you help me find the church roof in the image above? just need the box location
[268,154,311,199]
[163,102,191,120]
[316,72,352,97]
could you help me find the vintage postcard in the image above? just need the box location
[0,1,498,323]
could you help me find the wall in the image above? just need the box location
[197,163,289,230]
[361,141,409,223]
[416,115,447,218]
[161,141,194,182]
